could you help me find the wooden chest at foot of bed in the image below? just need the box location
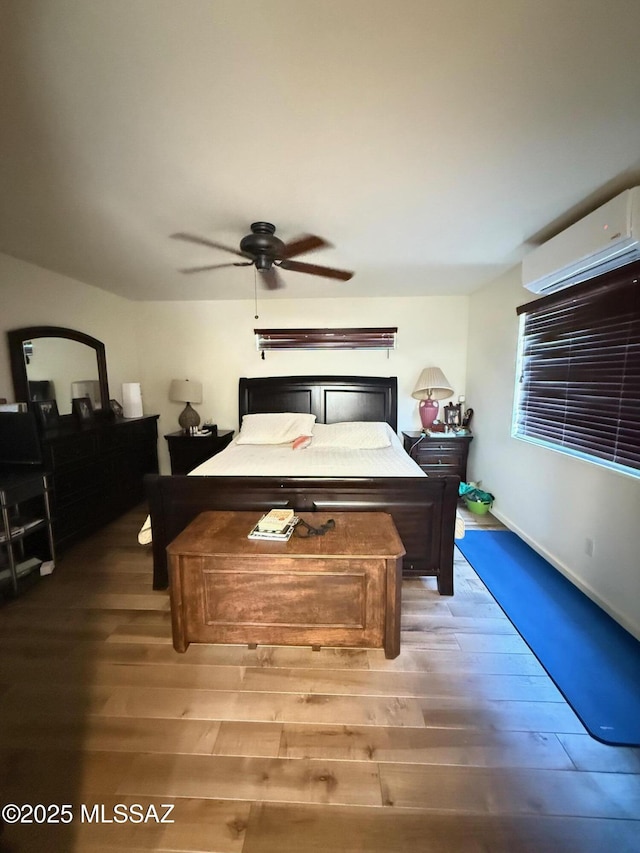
[167,510,405,659]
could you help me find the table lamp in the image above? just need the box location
[169,379,203,431]
[411,367,453,430]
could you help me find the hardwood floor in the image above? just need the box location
[1,506,639,852]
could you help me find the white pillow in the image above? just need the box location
[236,412,317,445]
[310,421,391,449]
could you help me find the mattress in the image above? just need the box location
[190,424,424,478]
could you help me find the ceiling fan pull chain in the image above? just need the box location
[254,268,259,319]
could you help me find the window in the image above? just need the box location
[513,260,640,477]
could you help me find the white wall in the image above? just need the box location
[0,252,141,405]
[465,265,640,639]
[134,295,469,473]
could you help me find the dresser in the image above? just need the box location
[5,328,161,553]
[402,431,473,483]
[41,415,159,551]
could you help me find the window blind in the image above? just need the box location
[255,328,397,351]
[514,260,640,475]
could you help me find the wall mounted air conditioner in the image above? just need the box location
[522,187,640,294]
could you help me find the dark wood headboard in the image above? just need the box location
[238,375,397,431]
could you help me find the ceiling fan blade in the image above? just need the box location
[179,262,252,274]
[259,267,285,290]
[171,232,252,259]
[278,259,353,281]
[279,234,331,259]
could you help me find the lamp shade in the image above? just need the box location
[169,379,203,404]
[411,367,453,401]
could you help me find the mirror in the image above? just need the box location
[7,326,110,418]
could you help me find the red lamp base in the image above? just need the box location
[419,399,439,430]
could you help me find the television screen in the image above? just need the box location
[0,411,43,465]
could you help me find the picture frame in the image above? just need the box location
[72,396,94,423]
[34,399,59,430]
[443,402,462,427]
[110,399,124,418]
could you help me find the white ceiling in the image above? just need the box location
[1,0,640,302]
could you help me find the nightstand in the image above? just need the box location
[164,429,234,475]
[402,431,473,482]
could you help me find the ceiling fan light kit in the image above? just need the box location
[172,221,353,289]
[240,221,283,269]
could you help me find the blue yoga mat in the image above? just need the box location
[456,530,640,746]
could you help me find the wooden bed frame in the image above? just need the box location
[145,375,459,594]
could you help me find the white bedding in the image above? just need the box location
[190,423,423,478]
[138,423,465,543]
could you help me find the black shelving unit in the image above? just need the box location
[0,469,55,595]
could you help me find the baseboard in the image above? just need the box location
[490,508,640,642]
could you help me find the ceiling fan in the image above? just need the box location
[171,221,354,289]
